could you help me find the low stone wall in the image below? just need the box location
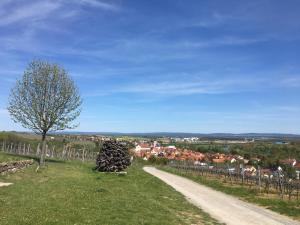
[0,160,34,175]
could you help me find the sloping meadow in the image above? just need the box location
[0,153,219,225]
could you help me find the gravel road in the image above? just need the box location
[143,167,300,225]
[0,182,12,187]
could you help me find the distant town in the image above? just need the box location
[16,132,299,180]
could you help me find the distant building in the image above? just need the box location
[295,163,300,180]
[152,141,160,147]
[167,145,176,151]
[135,143,151,152]
[280,158,297,167]
[274,141,289,145]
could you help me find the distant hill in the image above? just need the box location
[54,131,300,140]
[3,130,300,140]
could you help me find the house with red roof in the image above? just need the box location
[280,158,297,167]
[135,143,151,152]
[294,162,300,180]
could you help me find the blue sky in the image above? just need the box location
[0,0,299,133]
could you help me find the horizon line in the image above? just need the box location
[2,130,300,136]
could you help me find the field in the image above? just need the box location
[0,153,219,225]
[0,132,99,153]
[160,166,300,220]
[0,153,25,162]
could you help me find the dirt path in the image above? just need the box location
[144,167,300,225]
[0,182,13,187]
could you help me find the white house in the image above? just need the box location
[135,144,151,152]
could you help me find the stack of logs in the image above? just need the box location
[95,140,131,172]
[0,160,34,175]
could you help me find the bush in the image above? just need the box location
[95,140,131,172]
[148,155,169,165]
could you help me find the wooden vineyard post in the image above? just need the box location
[62,145,66,160]
[278,168,284,199]
[36,143,41,157]
[27,144,31,155]
[82,148,85,162]
[51,146,54,158]
[241,163,245,185]
[258,165,261,193]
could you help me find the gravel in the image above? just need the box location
[144,166,300,225]
[0,182,13,187]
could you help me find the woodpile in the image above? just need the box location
[0,159,34,175]
[95,140,131,172]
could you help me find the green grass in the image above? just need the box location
[0,153,219,225]
[0,153,27,162]
[159,166,300,220]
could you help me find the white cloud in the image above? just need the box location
[120,78,256,95]
[0,28,37,52]
[84,75,267,97]
[181,36,266,48]
[190,12,233,28]
[0,1,61,26]
[0,0,119,27]
[0,0,120,58]
[77,0,120,11]
[83,71,300,98]
[281,76,300,87]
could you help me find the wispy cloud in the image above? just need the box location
[118,76,265,96]
[0,69,21,84]
[30,35,264,65]
[190,12,234,28]
[275,106,300,112]
[0,0,12,7]
[0,1,61,26]
[0,0,119,27]
[119,80,227,95]
[84,75,267,97]
[0,28,38,52]
[0,0,121,60]
[83,71,300,98]
[77,0,120,11]
[281,76,300,87]
[182,36,267,48]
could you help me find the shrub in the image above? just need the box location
[148,155,169,165]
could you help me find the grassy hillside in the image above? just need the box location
[0,132,27,143]
[0,153,26,162]
[0,153,219,225]
[0,132,99,153]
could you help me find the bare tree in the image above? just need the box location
[8,60,82,165]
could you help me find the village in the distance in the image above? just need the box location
[37,132,300,181]
[1,1,300,224]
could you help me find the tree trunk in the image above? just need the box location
[39,132,47,166]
